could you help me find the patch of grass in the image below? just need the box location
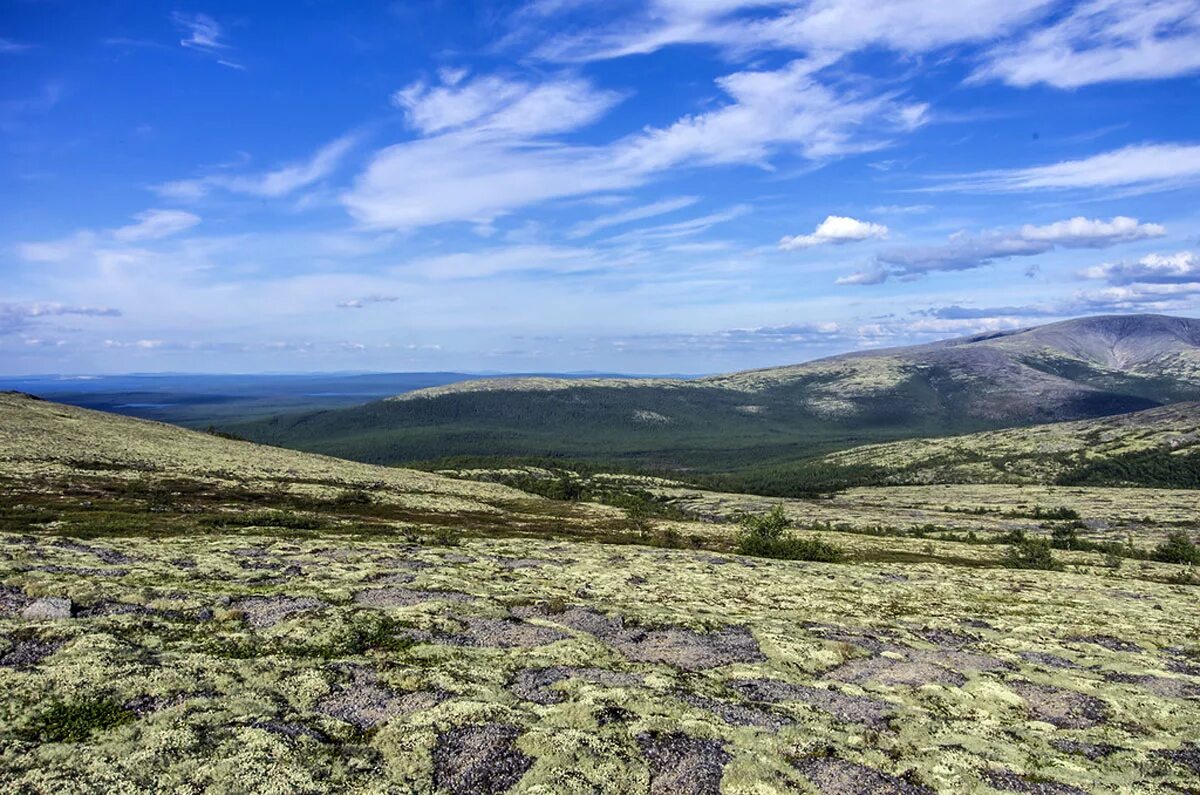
[20,697,133,743]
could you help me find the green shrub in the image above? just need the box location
[1152,529,1200,565]
[1050,524,1083,550]
[1001,538,1064,571]
[736,506,843,562]
[429,526,460,546]
[738,505,790,543]
[22,697,132,743]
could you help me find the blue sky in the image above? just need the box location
[3,0,1200,375]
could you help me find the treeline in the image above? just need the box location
[1056,449,1200,488]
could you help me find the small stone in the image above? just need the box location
[21,597,72,620]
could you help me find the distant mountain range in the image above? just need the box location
[225,314,1200,492]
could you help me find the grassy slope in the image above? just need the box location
[804,402,1200,488]
[222,316,1200,486]
[0,396,1198,792]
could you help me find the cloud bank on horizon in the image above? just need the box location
[3,0,1200,374]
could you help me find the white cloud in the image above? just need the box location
[780,215,888,250]
[401,244,612,280]
[337,294,401,309]
[1081,251,1200,285]
[976,0,1200,88]
[1,302,121,335]
[931,143,1200,194]
[174,12,227,51]
[345,62,927,230]
[529,0,1053,62]
[1018,216,1165,246]
[568,196,699,238]
[844,216,1165,284]
[158,135,360,200]
[113,209,201,242]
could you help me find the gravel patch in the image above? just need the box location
[1050,739,1120,760]
[316,684,446,729]
[233,595,327,628]
[1064,634,1143,653]
[433,724,533,795]
[352,587,472,608]
[728,679,894,728]
[637,732,730,795]
[983,769,1088,794]
[793,757,933,794]
[825,656,966,687]
[509,666,642,705]
[0,636,64,668]
[522,606,763,671]
[1156,744,1200,775]
[1009,681,1107,728]
[677,692,790,729]
[1018,651,1080,669]
[1103,672,1200,699]
[440,616,569,649]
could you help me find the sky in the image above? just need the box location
[3,0,1200,375]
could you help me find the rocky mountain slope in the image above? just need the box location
[225,315,1200,486]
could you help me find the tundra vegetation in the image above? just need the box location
[1,392,1199,793]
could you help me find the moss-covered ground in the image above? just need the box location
[1,394,1198,793]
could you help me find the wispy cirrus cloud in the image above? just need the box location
[172,12,244,70]
[157,135,360,200]
[975,0,1200,88]
[926,143,1200,195]
[568,196,699,239]
[344,60,927,231]
[113,209,201,242]
[839,216,1165,284]
[524,0,1053,62]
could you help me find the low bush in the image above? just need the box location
[1152,529,1200,565]
[1001,538,1064,571]
[736,505,844,562]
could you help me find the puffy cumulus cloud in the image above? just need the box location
[1018,216,1165,246]
[975,0,1200,88]
[839,216,1165,285]
[343,60,927,230]
[929,143,1200,195]
[1073,281,1200,312]
[157,135,360,200]
[1,302,122,335]
[113,209,201,242]
[779,215,888,250]
[1081,251,1200,285]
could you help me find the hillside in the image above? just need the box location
[2,398,1199,792]
[225,315,1200,486]
[808,401,1200,488]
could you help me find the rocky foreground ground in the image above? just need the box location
[1,532,1197,793]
